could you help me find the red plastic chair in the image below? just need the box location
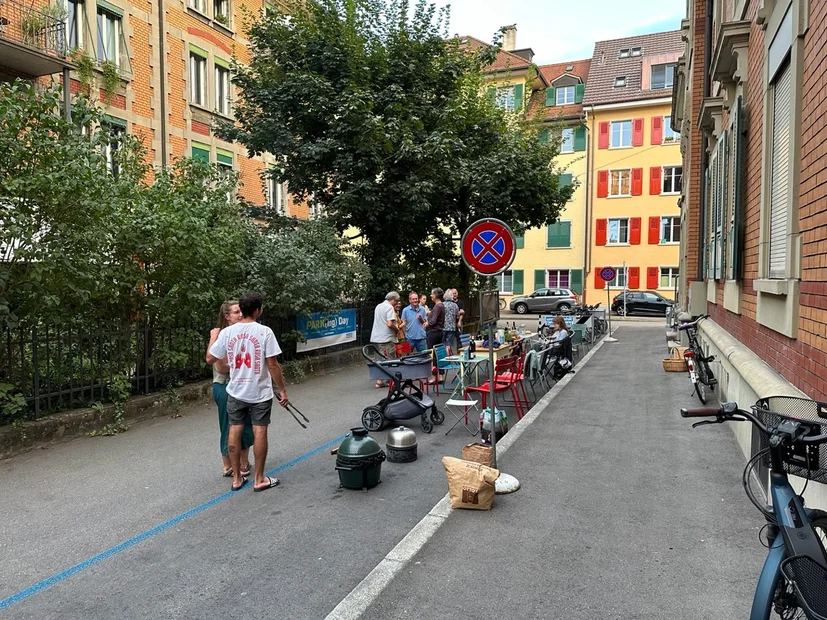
[394,342,412,357]
[464,356,526,419]
[495,351,532,412]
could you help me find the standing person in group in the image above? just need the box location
[426,288,445,384]
[393,299,406,342]
[443,290,460,354]
[370,292,400,388]
[206,292,289,493]
[402,292,428,353]
[420,293,430,316]
[451,288,465,332]
[207,300,254,478]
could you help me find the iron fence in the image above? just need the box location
[1,303,375,422]
[0,0,67,58]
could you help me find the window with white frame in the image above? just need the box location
[614,76,627,88]
[96,8,121,67]
[663,115,680,142]
[63,0,83,48]
[651,63,676,89]
[662,166,682,194]
[661,216,680,244]
[630,47,642,57]
[606,266,627,288]
[189,52,207,105]
[217,158,235,202]
[547,269,570,288]
[768,55,792,279]
[607,218,629,244]
[495,86,515,111]
[560,128,574,153]
[497,270,513,294]
[188,0,207,13]
[610,120,632,148]
[556,85,575,105]
[609,169,631,197]
[214,0,229,22]
[618,48,630,58]
[215,64,231,115]
[660,267,679,289]
[102,123,123,178]
[267,175,284,214]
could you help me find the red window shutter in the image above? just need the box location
[649,166,662,195]
[648,216,661,244]
[629,217,642,244]
[646,267,659,289]
[598,122,609,149]
[595,269,605,289]
[628,267,640,289]
[595,218,607,245]
[597,170,609,198]
[631,168,643,196]
[651,116,663,144]
[632,118,644,146]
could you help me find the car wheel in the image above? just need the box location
[515,303,528,314]
[615,306,626,317]
[557,303,572,312]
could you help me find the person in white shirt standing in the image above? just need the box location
[370,291,400,388]
[207,292,289,492]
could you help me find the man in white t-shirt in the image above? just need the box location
[370,291,400,388]
[207,292,288,493]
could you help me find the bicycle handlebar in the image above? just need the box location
[682,402,827,444]
[680,407,720,418]
[677,315,709,331]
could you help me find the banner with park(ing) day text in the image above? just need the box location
[296,309,357,353]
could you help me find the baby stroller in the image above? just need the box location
[362,344,445,433]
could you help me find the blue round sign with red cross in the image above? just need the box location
[461,218,516,277]
[600,266,617,282]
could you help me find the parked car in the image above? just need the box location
[509,288,579,314]
[611,291,674,316]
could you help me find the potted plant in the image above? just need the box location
[214,12,229,26]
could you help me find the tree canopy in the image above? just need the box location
[220,0,573,295]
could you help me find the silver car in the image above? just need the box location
[509,288,579,314]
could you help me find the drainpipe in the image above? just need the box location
[584,105,595,304]
[157,0,168,167]
[63,67,71,121]
[698,0,712,279]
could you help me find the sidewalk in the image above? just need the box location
[353,324,767,620]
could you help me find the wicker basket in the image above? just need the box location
[663,357,688,372]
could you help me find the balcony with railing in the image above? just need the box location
[0,0,72,76]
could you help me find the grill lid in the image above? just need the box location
[387,426,417,449]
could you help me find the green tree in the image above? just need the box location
[220,0,572,296]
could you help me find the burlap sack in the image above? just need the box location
[441,456,500,510]
[462,442,493,468]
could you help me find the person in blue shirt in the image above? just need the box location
[401,291,428,353]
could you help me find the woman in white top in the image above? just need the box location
[206,301,254,477]
[552,316,569,341]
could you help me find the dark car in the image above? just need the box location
[509,288,579,314]
[611,291,674,316]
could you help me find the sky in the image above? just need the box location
[440,0,686,64]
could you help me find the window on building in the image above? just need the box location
[663,115,680,142]
[651,63,676,89]
[609,169,631,197]
[63,0,83,48]
[214,0,229,22]
[662,166,682,194]
[607,218,629,244]
[102,122,124,178]
[630,47,642,57]
[267,175,284,214]
[217,152,235,202]
[96,8,121,67]
[614,76,627,88]
[546,221,572,248]
[768,58,792,279]
[661,216,680,244]
[610,120,632,148]
[189,52,207,105]
[497,270,513,294]
[215,64,231,115]
[618,48,630,58]
[606,266,627,288]
[660,267,679,289]
[556,85,575,105]
[188,0,207,13]
[547,269,570,289]
[496,86,515,111]
[560,128,574,153]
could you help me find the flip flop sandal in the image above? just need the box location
[223,469,233,477]
[231,477,248,492]
[240,463,252,477]
[254,476,280,492]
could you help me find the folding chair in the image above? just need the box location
[444,396,481,436]
[432,344,460,395]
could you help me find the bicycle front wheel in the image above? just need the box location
[771,510,827,619]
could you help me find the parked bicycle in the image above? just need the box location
[681,398,827,619]
[677,314,717,404]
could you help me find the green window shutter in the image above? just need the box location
[570,269,583,296]
[191,142,210,163]
[534,269,546,290]
[545,87,556,107]
[574,83,585,103]
[573,125,587,152]
[559,173,572,189]
[515,235,525,249]
[214,57,230,70]
[216,148,233,165]
[514,83,524,110]
[539,129,550,144]
[546,222,571,248]
[561,221,571,246]
[97,0,123,16]
[487,86,496,104]
[512,270,524,294]
[188,43,208,58]
[730,95,743,280]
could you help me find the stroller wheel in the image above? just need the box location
[430,408,445,425]
[421,417,434,434]
[362,406,385,432]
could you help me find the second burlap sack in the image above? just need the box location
[441,456,500,510]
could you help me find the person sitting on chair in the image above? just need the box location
[552,316,569,342]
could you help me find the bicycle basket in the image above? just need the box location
[781,555,827,620]
[754,396,827,485]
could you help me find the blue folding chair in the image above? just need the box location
[433,344,460,394]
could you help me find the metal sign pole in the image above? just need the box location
[488,316,497,468]
[607,288,612,338]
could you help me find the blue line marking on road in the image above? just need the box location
[0,433,347,611]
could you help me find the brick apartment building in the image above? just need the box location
[0,0,308,216]
[674,0,827,504]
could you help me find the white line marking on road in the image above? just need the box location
[324,335,610,620]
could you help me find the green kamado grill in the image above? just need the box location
[335,428,386,491]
